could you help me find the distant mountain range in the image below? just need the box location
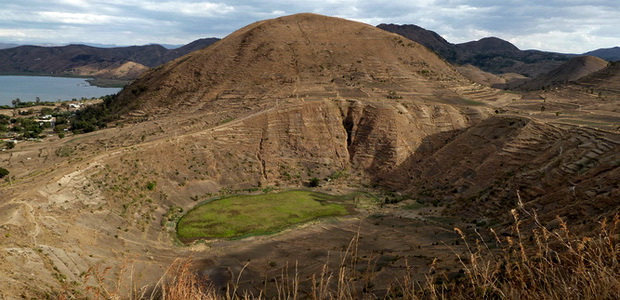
[0,42,20,49]
[0,38,219,80]
[377,24,617,74]
[584,47,620,62]
[0,23,617,83]
[377,24,571,77]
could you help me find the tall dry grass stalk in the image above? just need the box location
[448,194,620,300]
[157,259,218,300]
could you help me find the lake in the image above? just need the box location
[0,76,122,106]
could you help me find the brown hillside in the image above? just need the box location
[113,13,484,116]
[500,59,620,132]
[378,24,572,78]
[577,61,620,93]
[518,56,609,91]
[72,61,149,80]
[456,64,505,87]
[379,116,620,229]
[456,64,527,89]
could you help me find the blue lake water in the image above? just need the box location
[0,76,122,106]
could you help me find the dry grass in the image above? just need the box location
[446,200,620,300]
[156,259,218,300]
[69,206,619,300]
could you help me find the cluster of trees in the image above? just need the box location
[1,93,121,144]
[0,97,57,109]
[70,94,120,133]
[0,114,10,132]
[0,106,71,141]
[11,118,46,139]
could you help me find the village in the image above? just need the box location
[0,99,98,150]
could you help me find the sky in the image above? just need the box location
[1,0,619,53]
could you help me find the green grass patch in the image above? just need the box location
[402,201,426,210]
[177,190,349,242]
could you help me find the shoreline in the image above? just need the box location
[0,73,130,88]
[0,75,124,105]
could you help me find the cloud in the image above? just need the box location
[138,1,236,17]
[0,0,618,53]
[37,12,118,25]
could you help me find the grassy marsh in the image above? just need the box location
[177,190,350,242]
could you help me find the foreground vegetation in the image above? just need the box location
[177,190,349,242]
[72,206,618,300]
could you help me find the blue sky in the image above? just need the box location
[1,0,619,53]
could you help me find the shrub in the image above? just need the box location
[0,167,8,178]
[146,181,156,191]
[308,177,320,187]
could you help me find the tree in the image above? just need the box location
[11,98,21,108]
[0,114,9,125]
[0,167,8,178]
[40,107,54,115]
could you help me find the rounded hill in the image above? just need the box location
[112,13,467,116]
[577,60,620,93]
[518,55,609,90]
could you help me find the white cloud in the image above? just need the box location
[37,12,116,24]
[52,0,91,9]
[509,29,620,53]
[0,0,618,52]
[0,28,73,42]
[139,1,236,17]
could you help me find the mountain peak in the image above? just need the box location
[113,13,466,115]
[457,37,520,53]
